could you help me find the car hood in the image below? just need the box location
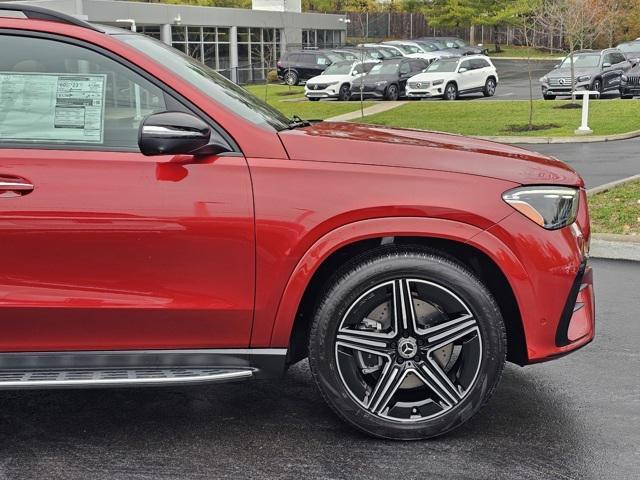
[409,72,452,82]
[547,67,597,77]
[352,74,397,84]
[307,74,348,85]
[278,122,582,186]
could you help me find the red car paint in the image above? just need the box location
[0,18,594,363]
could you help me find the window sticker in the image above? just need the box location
[0,73,106,144]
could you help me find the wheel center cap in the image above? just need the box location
[397,337,418,359]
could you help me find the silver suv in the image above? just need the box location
[540,48,631,99]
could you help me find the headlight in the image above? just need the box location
[375,81,388,86]
[540,76,548,83]
[502,186,579,230]
[577,75,591,82]
[622,74,628,82]
[432,79,444,85]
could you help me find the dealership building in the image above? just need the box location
[4,0,347,82]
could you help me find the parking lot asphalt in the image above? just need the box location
[0,258,636,480]
[519,137,640,189]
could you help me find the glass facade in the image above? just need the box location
[137,25,161,40]
[171,25,281,83]
[302,29,343,49]
[171,26,232,79]
[236,27,281,84]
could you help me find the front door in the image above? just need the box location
[0,33,255,352]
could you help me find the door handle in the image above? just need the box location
[0,176,34,197]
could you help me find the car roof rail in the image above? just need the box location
[0,3,102,32]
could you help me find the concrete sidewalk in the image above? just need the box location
[325,101,406,122]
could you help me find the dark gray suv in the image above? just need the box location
[540,48,631,99]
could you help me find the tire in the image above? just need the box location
[384,84,399,101]
[483,77,497,97]
[308,247,507,440]
[592,78,603,97]
[283,70,299,86]
[543,93,556,100]
[308,97,320,102]
[338,84,351,101]
[443,82,458,100]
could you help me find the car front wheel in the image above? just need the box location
[338,84,351,101]
[384,84,399,101]
[443,82,458,100]
[308,248,507,440]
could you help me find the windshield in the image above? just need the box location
[375,48,395,59]
[117,34,291,131]
[323,62,354,75]
[369,62,400,75]
[426,59,458,72]
[417,42,438,52]
[325,52,344,63]
[618,43,640,54]
[560,54,600,68]
[454,39,467,47]
[397,44,421,54]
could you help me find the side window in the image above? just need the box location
[363,62,376,73]
[317,56,330,66]
[399,62,411,75]
[0,35,166,150]
[352,64,363,75]
[459,60,472,71]
[602,53,613,66]
[613,52,626,64]
[472,59,489,69]
[410,61,426,72]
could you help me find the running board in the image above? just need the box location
[0,368,253,389]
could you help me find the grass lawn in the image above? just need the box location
[589,180,640,236]
[243,84,374,120]
[360,99,640,137]
[489,46,562,59]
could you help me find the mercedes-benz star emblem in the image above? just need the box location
[559,78,566,85]
[397,337,418,359]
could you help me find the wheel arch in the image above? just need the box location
[270,217,530,367]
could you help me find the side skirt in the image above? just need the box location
[0,348,287,389]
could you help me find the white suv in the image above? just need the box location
[305,60,377,101]
[406,55,498,100]
[382,41,441,63]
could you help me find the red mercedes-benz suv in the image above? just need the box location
[0,5,594,440]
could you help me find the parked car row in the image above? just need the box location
[539,42,640,99]
[277,36,487,86]
[304,55,499,101]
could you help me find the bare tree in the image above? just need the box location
[536,0,610,101]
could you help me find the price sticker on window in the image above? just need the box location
[0,73,106,144]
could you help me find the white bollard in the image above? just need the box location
[574,90,600,135]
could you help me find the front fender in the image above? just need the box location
[267,216,532,347]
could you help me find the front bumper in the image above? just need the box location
[350,85,386,98]
[305,85,340,99]
[541,81,591,96]
[471,189,595,364]
[406,85,443,98]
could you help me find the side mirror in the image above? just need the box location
[139,112,226,157]
[459,67,468,73]
[603,62,612,68]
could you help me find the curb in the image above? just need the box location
[590,234,640,262]
[490,56,561,62]
[326,101,407,122]
[586,174,640,196]
[478,129,640,144]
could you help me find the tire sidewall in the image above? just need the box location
[444,83,457,100]
[309,252,506,440]
[284,71,298,86]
